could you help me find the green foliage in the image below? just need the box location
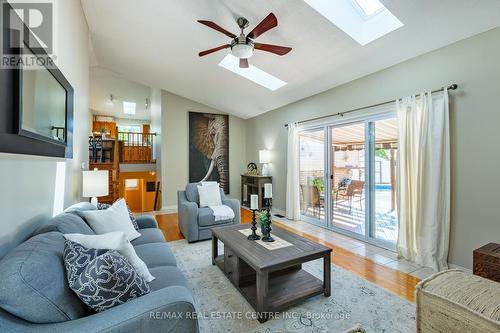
[375,149,389,160]
[312,177,325,193]
[258,211,268,227]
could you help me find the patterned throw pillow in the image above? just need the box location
[63,240,150,312]
[97,202,139,230]
[64,240,108,285]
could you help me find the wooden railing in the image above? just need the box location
[117,132,157,163]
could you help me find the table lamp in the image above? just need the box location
[82,168,109,205]
[259,150,270,176]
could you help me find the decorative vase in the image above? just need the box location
[247,209,260,241]
[261,198,274,242]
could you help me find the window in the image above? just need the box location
[117,125,142,144]
[117,125,141,133]
[125,179,139,189]
[353,0,384,17]
[218,54,287,91]
[123,101,136,115]
[303,0,403,45]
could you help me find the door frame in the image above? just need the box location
[298,108,398,250]
[298,126,328,227]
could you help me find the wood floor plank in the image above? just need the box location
[155,208,419,302]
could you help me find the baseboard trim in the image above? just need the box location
[160,205,177,214]
[273,208,286,217]
[448,263,472,273]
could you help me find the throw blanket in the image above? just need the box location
[209,205,235,222]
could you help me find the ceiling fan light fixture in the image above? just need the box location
[231,43,254,59]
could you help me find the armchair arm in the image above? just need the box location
[222,197,241,225]
[177,191,199,242]
[1,286,198,333]
[135,215,158,229]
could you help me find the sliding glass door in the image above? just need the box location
[372,118,398,244]
[298,115,399,248]
[298,128,326,226]
[330,122,366,237]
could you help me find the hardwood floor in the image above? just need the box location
[155,214,184,241]
[155,208,420,302]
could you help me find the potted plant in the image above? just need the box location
[258,211,269,237]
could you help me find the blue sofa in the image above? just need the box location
[0,202,198,333]
[177,183,240,242]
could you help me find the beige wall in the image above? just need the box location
[161,91,246,209]
[0,0,90,257]
[245,27,500,269]
[150,88,162,181]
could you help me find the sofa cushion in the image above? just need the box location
[134,243,177,267]
[81,199,141,241]
[185,183,225,205]
[64,202,97,214]
[185,183,200,204]
[198,207,232,227]
[34,213,95,236]
[64,232,155,282]
[97,202,139,231]
[0,232,89,323]
[131,228,166,246]
[147,266,189,292]
[64,241,150,313]
[63,240,108,279]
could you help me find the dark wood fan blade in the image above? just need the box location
[239,58,249,68]
[254,43,292,56]
[198,44,231,57]
[197,20,236,38]
[247,13,277,39]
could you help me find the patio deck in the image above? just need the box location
[302,189,398,243]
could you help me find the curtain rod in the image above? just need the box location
[284,84,458,128]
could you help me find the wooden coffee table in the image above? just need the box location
[211,224,332,323]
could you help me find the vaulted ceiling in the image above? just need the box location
[82,0,500,119]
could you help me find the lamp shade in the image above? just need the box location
[82,169,109,198]
[259,150,270,164]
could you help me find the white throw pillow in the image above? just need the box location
[197,183,222,207]
[64,232,155,282]
[81,198,141,241]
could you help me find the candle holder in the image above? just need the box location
[261,198,274,242]
[247,209,260,240]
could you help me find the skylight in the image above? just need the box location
[304,0,403,45]
[354,0,384,17]
[123,101,136,115]
[218,54,287,91]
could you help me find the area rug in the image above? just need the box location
[168,239,416,333]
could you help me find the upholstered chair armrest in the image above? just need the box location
[222,197,241,224]
[135,215,158,229]
[177,191,200,242]
[178,191,198,214]
[1,286,198,333]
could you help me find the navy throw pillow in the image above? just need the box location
[63,240,150,312]
[97,202,139,230]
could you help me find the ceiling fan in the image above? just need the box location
[197,13,292,68]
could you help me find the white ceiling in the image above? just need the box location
[82,0,500,119]
[89,66,151,120]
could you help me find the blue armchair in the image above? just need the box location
[177,183,240,242]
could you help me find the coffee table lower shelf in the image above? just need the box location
[214,255,324,317]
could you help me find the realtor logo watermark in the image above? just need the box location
[1,0,58,69]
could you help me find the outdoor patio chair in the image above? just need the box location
[300,184,323,218]
[335,180,365,213]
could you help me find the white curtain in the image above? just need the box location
[286,123,300,220]
[396,89,450,271]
